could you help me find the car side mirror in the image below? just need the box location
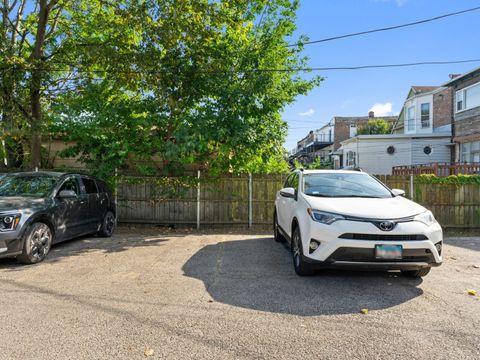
[391,188,405,197]
[58,190,77,198]
[280,187,296,198]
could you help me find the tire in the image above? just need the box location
[401,267,431,278]
[17,222,53,264]
[291,225,313,276]
[273,212,286,243]
[98,211,116,237]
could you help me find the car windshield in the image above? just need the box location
[0,174,58,198]
[303,173,393,198]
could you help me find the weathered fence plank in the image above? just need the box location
[116,174,480,229]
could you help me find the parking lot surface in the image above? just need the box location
[0,228,479,359]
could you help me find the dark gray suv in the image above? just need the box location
[0,172,116,264]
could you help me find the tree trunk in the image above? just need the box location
[29,0,51,169]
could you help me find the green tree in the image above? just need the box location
[0,0,144,168]
[357,119,393,135]
[53,0,321,176]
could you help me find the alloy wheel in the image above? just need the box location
[30,224,51,262]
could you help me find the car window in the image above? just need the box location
[303,173,392,198]
[291,173,299,192]
[0,174,57,197]
[58,177,80,196]
[283,174,293,188]
[82,178,98,194]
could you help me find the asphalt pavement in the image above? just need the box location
[0,228,479,359]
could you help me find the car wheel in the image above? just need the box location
[292,226,313,276]
[98,211,116,237]
[401,267,431,278]
[17,222,53,264]
[273,212,285,243]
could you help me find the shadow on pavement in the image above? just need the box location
[0,232,168,270]
[445,237,480,252]
[183,237,423,316]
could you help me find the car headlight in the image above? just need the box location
[0,214,21,231]
[307,209,344,225]
[413,211,436,226]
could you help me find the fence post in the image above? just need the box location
[248,173,253,229]
[197,170,201,229]
[409,174,414,200]
[114,167,118,225]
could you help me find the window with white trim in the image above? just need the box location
[346,151,356,167]
[420,103,430,128]
[456,82,480,112]
[461,141,480,163]
[406,106,415,131]
[349,124,357,137]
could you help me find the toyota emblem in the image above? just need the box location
[379,221,395,231]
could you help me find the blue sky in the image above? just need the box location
[282,0,480,151]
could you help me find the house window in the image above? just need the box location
[456,82,480,112]
[346,151,356,167]
[349,124,357,138]
[456,90,464,111]
[420,103,430,128]
[461,141,480,162]
[406,106,415,131]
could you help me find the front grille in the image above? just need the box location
[339,233,428,241]
[327,247,434,263]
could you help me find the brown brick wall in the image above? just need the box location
[333,116,397,150]
[432,87,453,128]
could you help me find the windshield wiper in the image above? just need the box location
[304,193,335,197]
[340,195,383,198]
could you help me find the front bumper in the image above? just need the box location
[0,228,25,259]
[303,219,443,270]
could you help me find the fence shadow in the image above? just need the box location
[182,237,423,316]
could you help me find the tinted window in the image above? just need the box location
[58,178,80,196]
[95,180,109,194]
[0,174,57,197]
[82,178,98,194]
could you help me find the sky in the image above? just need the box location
[282,0,480,151]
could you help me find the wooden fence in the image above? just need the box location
[117,174,480,229]
[392,162,480,176]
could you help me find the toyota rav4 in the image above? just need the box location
[274,169,442,277]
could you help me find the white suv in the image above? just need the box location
[274,169,443,277]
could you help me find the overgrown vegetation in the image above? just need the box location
[357,119,392,135]
[416,174,480,185]
[1,0,320,178]
[292,157,333,170]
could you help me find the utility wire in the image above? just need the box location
[288,6,480,47]
[1,58,480,74]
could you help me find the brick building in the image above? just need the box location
[443,67,480,163]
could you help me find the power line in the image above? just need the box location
[2,58,480,75]
[288,6,480,47]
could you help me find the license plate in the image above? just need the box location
[375,245,403,259]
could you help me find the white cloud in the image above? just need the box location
[369,102,394,116]
[298,108,315,117]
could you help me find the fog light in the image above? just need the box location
[309,239,320,253]
[3,216,13,224]
[435,242,442,256]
